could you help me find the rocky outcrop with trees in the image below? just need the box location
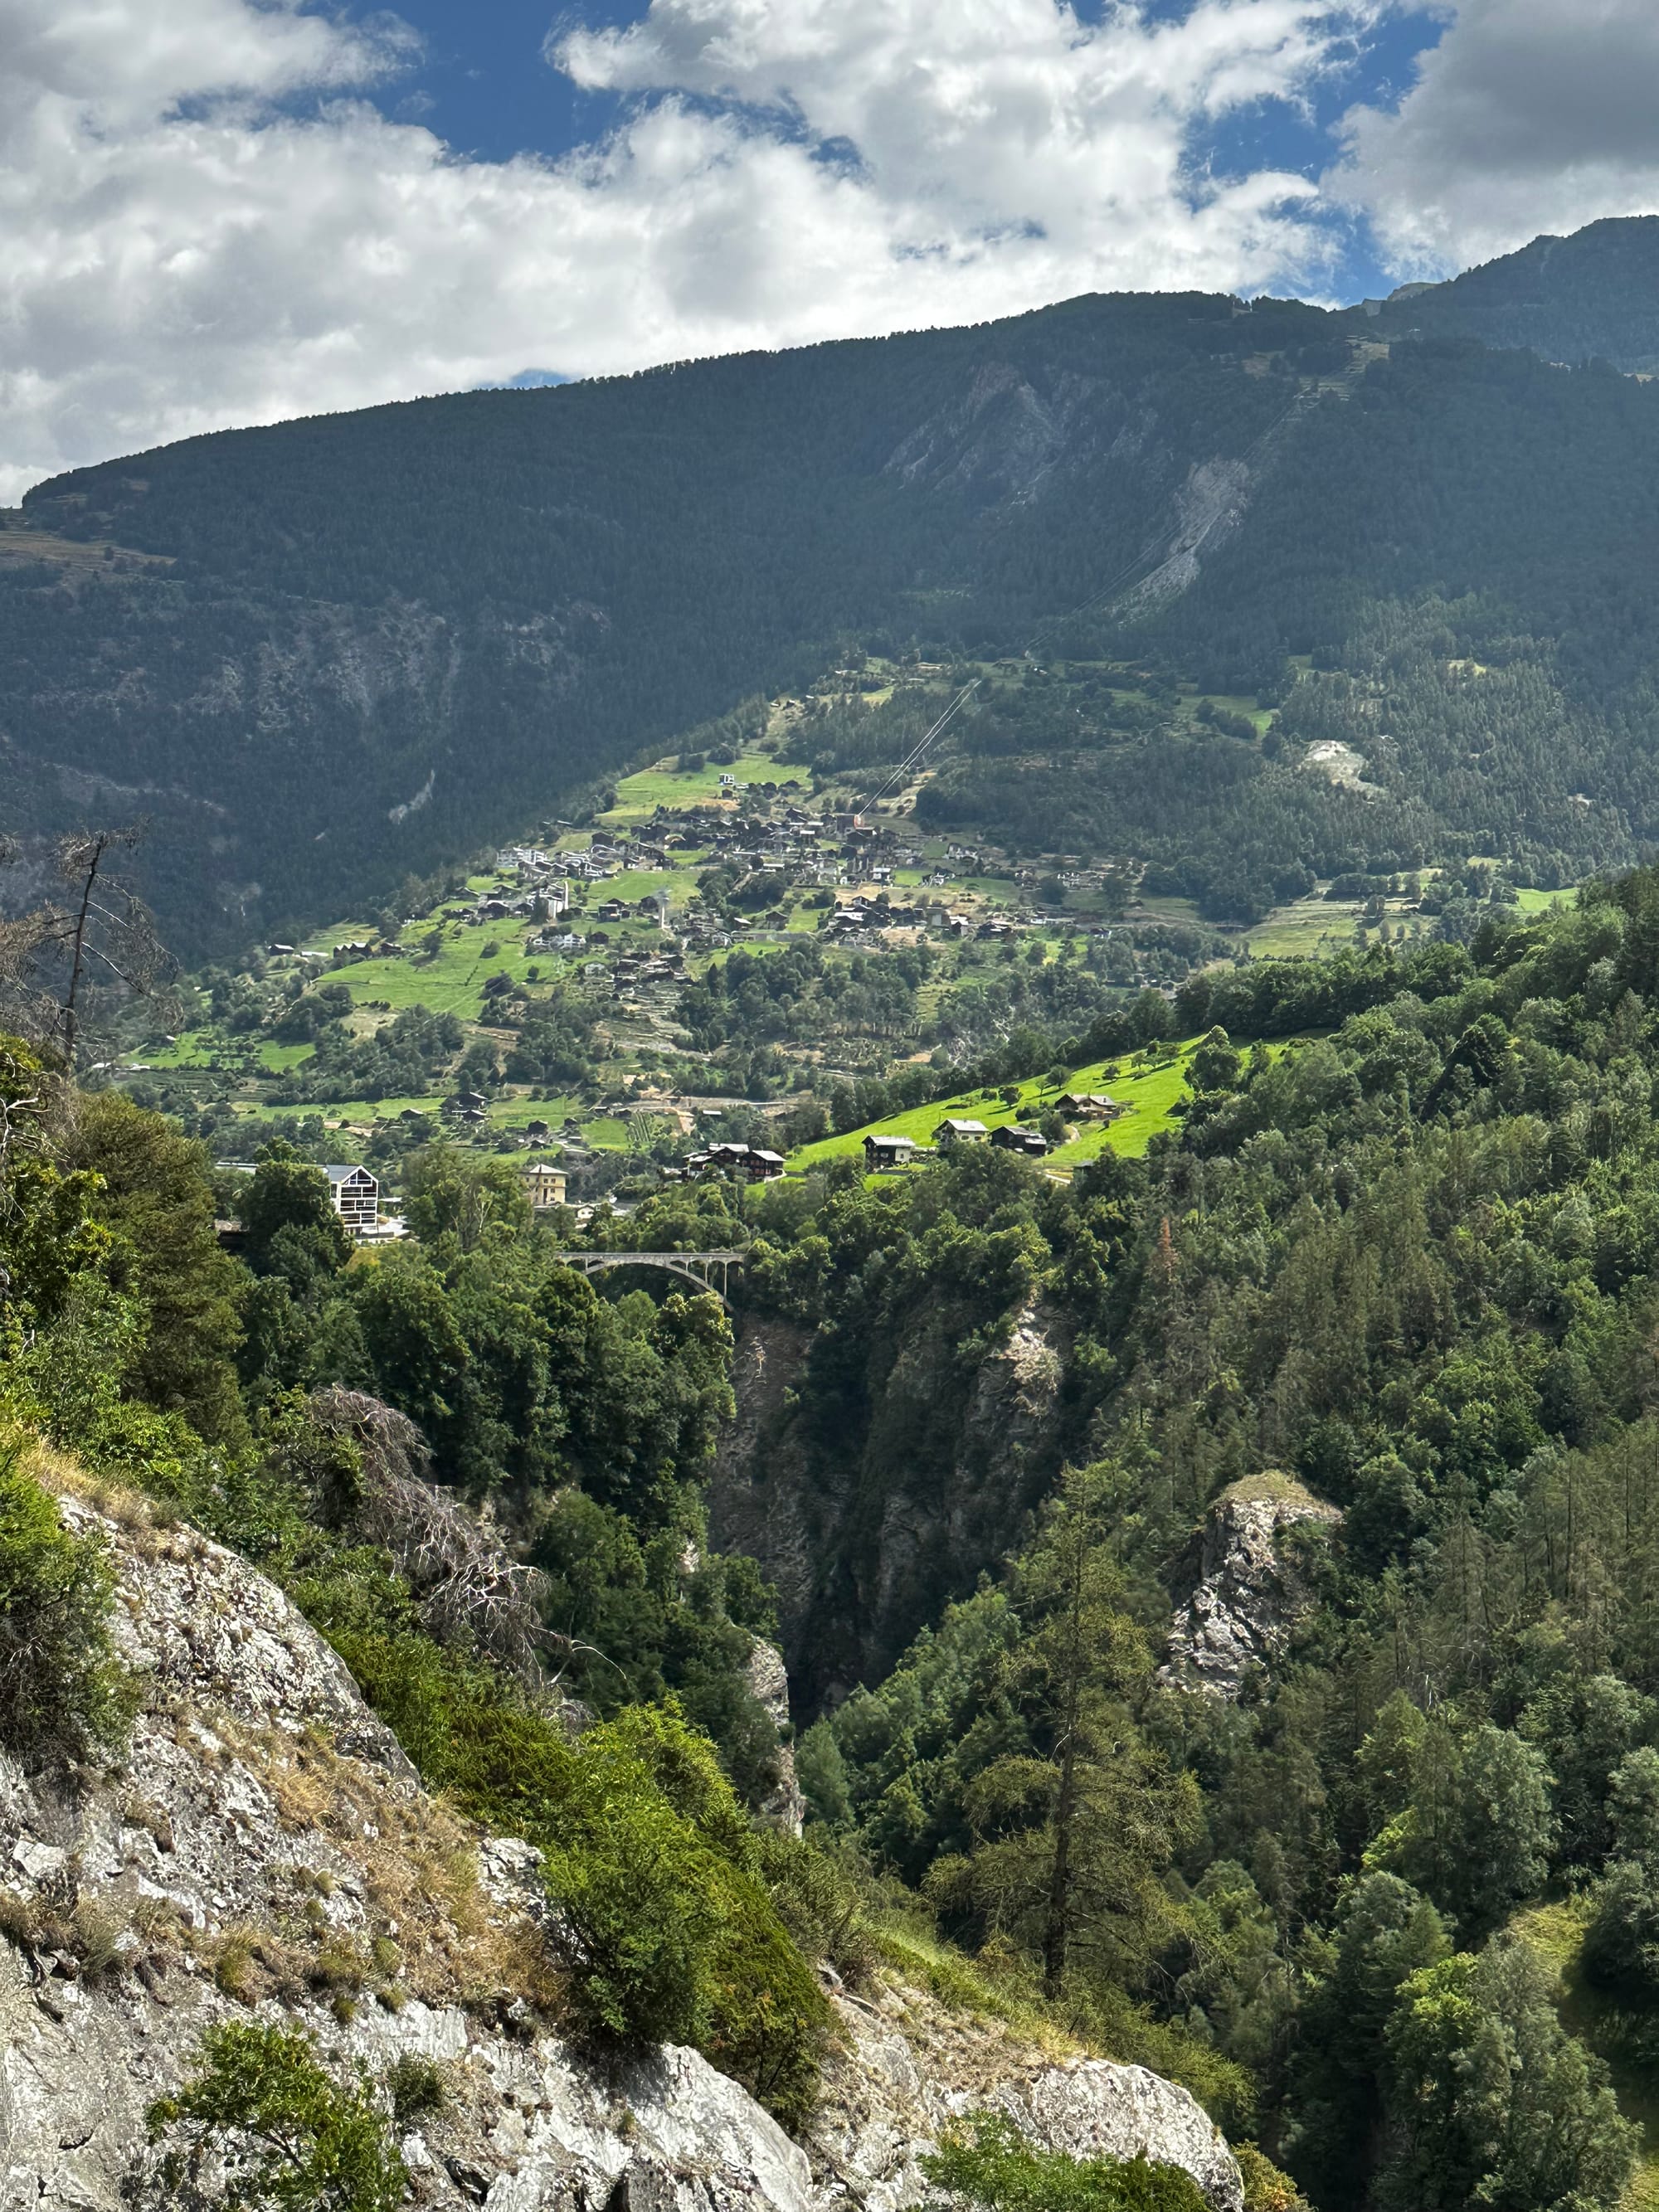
[0,1449,1242,2211]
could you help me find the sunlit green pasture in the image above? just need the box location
[1515,1900,1659,2211]
[789,1033,1299,1175]
[601,746,801,823]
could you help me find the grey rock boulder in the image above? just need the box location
[1160,1476,1341,1699]
[811,1986,1242,2212]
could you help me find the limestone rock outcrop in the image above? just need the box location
[0,1462,1243,2212]
[1160,1476,1342,1698]
[742,1640,807,1837]
[815,1987,1243,2212]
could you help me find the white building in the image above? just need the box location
[523,1163,568,1210]
[324,1164,379,1236]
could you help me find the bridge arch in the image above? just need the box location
[556,1249,745,1307]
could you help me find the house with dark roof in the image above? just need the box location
[688,1142,786,1184]
[864,1133,921,1169]
[990,1125,1049,1156]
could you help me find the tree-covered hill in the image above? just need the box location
[1368,215,1659,371]
[13,219,1659,957]
[17,857,1659,2205]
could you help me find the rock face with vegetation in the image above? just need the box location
[817,1991,1243,2212]
[707,1316,817,1655]
[858,1298,1068,1703]
[712,1287,1071,1712]
[0,1454,1240,2212]
[742,1639,807,1837]
[1158,1477,1342,1698]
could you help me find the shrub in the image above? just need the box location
[699,1862,831,2128]
[0,1444,130,1768]
[385,2054,447,2127]
[755,1828,878,1986]
[335,1631,830,2121]
[1234,2143,1313,2212]
[922,2112,1207,2212]
[145,2022,406,2212]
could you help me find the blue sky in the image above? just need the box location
[378,0,1443,305]
[377,0,636,167]
[5,0,1659,493]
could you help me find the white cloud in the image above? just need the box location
[1329,0,1659,277]
[0,0,1381,500]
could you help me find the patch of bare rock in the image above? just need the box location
[0,1465,1243,2212]
[1160,1475,1342,1699]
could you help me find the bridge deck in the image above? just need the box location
[562,1250,747,1266]
[553,1249,747,1305]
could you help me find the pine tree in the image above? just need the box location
[940,1465,1198,1999]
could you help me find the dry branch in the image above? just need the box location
[307,1388,561,1690]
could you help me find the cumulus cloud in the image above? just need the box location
[1329,0,1659,276]
[0,0,1380,499]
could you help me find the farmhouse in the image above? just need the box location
[687,1142,786,1184]
[932,1117,988,1147]
[324,1164,379,1236]
[864,1133,921,1169]
[1056,1093,1127,1121]
[990,1125,1049,1157]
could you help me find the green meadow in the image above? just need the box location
[601,747,800,824]
[789,1033,1301,1176]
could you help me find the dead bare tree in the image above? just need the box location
[307,1388,577,1694]
[0,825,179,1066]
[0,1039,51,1234]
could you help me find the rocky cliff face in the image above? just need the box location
[1159,1476,1341,1699]
[857,1300,1067,1698]
[818,1987,1243,2212]
[0,1455,1242,2212]
[707,1316,817,1655]
[742,1640,807,1837]
[710,1304,1068,1713]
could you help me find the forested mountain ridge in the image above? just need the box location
[7,293,1297,955]
[12,216,1659,959]
[1366,215,1659,370]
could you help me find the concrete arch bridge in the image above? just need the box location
[555,1249,746,1305]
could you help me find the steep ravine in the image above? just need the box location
[708,1302,1070,1714]
[0,1455,1243,2211]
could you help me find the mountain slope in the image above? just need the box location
[1367,216,1659,370]
[10,293,1304,955]
[12,229,1659,955]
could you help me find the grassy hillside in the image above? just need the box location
[790,1034,1300,1174]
